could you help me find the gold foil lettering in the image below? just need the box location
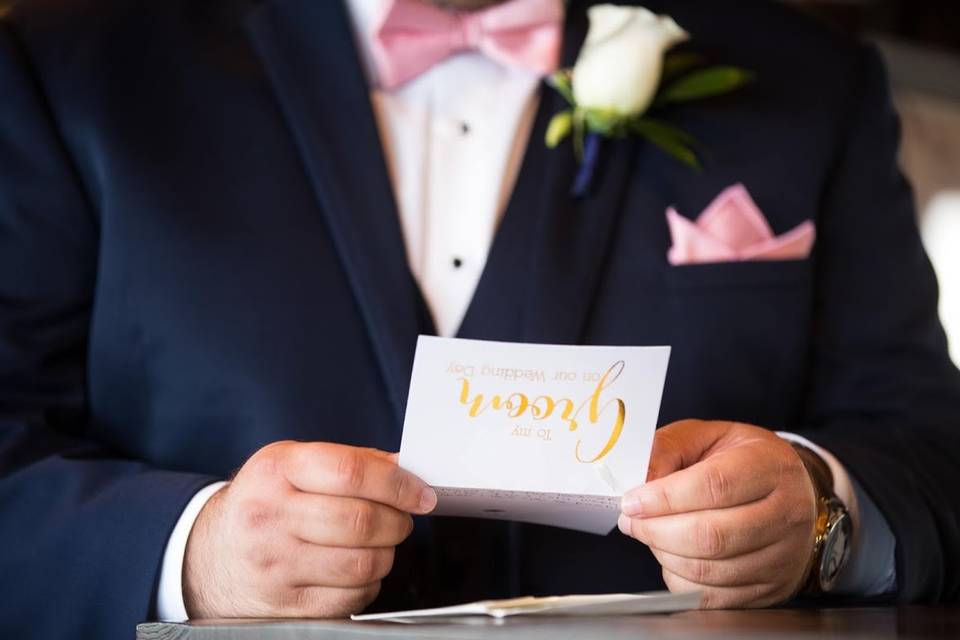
[456,361,627,463]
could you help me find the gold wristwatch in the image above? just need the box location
[791,443,852,595]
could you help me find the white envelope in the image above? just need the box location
[351,590,701,622]
[399,337,670,534]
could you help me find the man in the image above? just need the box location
[1,0,958,638]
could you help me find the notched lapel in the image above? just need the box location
[244,0,427,425]
[521,110,639,346]
[243,0,641,418]
[461,0,639,346]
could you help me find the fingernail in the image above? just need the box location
[617,513,631,536]
[621,491,644,517]
[419,487,438,514]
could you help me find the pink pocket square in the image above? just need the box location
[666,184,815,266]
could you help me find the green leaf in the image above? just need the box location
[547,69,575,106]
[582,108,622,136]
[663,52,705,80]
[630,118,703,171]
[657,66,754,105]
[545,110,573,148]
[631,118,700,147]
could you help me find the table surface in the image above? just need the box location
[138,607,960,640]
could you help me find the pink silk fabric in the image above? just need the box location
[371,0,564,90]
[666,183,816,265]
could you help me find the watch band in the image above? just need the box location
[791,443,850,595]
[792,443,834,496]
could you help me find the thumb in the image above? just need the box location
[646,420,733,481]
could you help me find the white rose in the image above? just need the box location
[572,5,689,117]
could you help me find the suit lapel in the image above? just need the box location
[243,0,648,422]
[459,0,641,345]
[245,0,430,425]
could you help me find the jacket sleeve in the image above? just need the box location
[0,23,218,639]
[798,43,960,603]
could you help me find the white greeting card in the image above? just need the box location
[399,337,670,534]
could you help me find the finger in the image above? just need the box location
[661,568,783,610]
[289,493,414,547]
[287,544,395,589]
[280,443,437,514]
[646,420,735,481]
[649,543,792,588]
[619,504,779,559]
[623,443,780,517]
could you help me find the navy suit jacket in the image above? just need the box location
[2,0,959,637]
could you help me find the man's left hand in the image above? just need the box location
[618,420,818,608]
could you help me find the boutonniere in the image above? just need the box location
[546,5,753,197]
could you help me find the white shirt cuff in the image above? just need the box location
[156,481,228,622]
[777,432,896,596]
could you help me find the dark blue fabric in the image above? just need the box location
[1,0,959,638]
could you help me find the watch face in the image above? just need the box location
[819,511,853,592]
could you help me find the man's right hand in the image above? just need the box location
[182,441,437,619]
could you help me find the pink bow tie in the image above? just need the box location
[371,0,564,90]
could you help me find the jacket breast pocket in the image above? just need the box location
[661,258,814,425]
[666,258,813,290]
